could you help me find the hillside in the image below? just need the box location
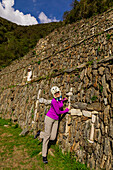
[63,0,113,23]
[0,8,113,170]
[0,17,62,68]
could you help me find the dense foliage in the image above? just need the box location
[63,0,113,24]
[0,17,62,68]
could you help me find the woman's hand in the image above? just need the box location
[64,98,68,101]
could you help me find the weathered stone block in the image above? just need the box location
[109,108,113,118]
[87,105,94,111]
[82,110,92,117]
[105,67,111,81]
[111,79,113,92]
[72,102,87,110]
[75,131,80,142]
[93,70,98,76]
[109,119,113,138]
[88,103,101,111]
[88,155,95,170]
[104,105,110,125]
[93,60,97,69]
[94,129,102,143]
[74,142,80,151]
[39,98,52,105]
[78,82,83,91]
[95,115,100,129]
[104,138,111,156]
[102,75,108,97]
[84,76,89,87]
[92,115,96,123]
[98,67,105,75]
[92,111,98,115]
[19,128,29,136]
[100,154,107,169]
[104,98,108,105]
[70,109,82,116]
[81,116,89,121]
[80,69,85,80]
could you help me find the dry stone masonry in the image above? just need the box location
[0,8,113,170]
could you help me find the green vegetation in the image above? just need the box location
[87,60,93,66]
[0,17,62,68]
[91,95,98,102]
[63,0,113,24]
[106,33,111,40]
[37,60,41,65]
[31,108,34,114]
[60,38,63,42]
[97,47,100,52]
[46,75,49,80]
[0,118,89,169]
[99,85,103,93]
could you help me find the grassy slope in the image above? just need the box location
[0,118,89,170]
[0,17,62,68]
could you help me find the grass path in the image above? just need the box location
[0,118,89,170]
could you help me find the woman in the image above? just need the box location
[35,86,70,164]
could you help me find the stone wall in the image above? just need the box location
[0,8,113,170]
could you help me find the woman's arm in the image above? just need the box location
[62,98,68,102]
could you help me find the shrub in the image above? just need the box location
[63,0,113,24]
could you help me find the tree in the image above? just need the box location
[63,0,113,24]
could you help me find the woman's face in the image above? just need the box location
[54,91,60,98]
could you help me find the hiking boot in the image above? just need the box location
[43,157,48,164]
[34,130,40,139]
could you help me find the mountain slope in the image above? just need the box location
[63,0,113,23]
[0,17,62,68]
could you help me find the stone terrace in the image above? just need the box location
[0,8,113,170]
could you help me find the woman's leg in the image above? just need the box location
[50,120,58,140]
[40,116,54,157]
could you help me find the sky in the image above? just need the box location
[0,0,73,26]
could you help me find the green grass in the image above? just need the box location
[0,118,89,169]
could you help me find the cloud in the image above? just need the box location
[38,12,59,23]
[0,0,38,25]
